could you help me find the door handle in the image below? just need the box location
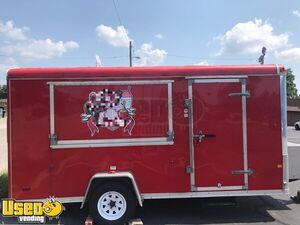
[228,91,250,97]
[231,169,253,175]
[193,131,216,142]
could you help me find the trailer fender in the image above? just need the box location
[80,171,142,209]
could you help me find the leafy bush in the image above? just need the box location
[0,171,8,198]
[0,85,7,99]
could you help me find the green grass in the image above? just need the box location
[0,171,8,198]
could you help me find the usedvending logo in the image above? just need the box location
[1,198,64,223]
[81,86,136,136]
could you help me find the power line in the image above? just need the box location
[111,0,132,66]
[112,0,123,27]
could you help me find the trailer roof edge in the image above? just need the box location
[7,64,285,80]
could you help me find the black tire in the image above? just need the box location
[89,182,136,225]
[295,124,300,130]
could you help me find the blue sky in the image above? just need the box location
[0,0,300,88]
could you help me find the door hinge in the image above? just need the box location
[231,169,253,175]
[49,133,57,145]
[167,130,174,142]
[191,185,197,191]
[186,165,194,174]
[184,98,192,107]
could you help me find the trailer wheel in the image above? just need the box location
[89,182,136,225]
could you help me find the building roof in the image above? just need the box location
[287,98,300,107]
[287,106,300,112]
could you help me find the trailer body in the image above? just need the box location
[7,65,288,205]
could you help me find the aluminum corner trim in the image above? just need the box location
[185,75,248,79]
[280,74,289,193]
[141,189,285,200]
[275,64,280,75]
[51,138,173,149]
[49,84,55,135]
[47,80,174,86]
[9,79,13,198]
[49,79,174,149]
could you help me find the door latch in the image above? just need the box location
[193,131,216,142]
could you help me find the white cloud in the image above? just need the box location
[65,41,79,49]
[96,25,131,47]
[94,25,167,65]
[0,57,17,83]
[0,20,28,41]
[0,39,79,60]
[216,18,289,56]
[0,20,80,83]
[0,20,79,60]
[292,10,300,18]
[276,48,300,62]
[194,60,209,65]
[154,33,164,39]
[19,39,79,59]
[0,58,16,72]
[136,43,167,66]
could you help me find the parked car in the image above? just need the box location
[295,121,300,130]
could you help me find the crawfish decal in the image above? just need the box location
[81,86,136,136]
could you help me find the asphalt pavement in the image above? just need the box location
[288,126,300,144]
[1,180,300,225]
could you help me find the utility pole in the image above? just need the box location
[129,41,132,67]
[258,46,267,65]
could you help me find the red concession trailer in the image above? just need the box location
[7,65,288,224]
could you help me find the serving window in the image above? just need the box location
[48,80,174,149]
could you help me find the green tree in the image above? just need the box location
[286,68,298,99]
[0,85,7,99]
